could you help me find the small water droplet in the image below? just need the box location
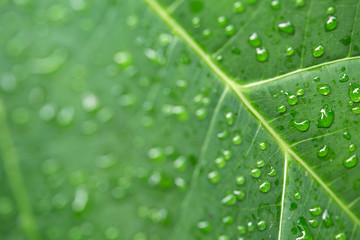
[287,94,298,105]
[248,32,261,47]
[327,6,335,14]
[192,17,201,28]
[215,156,226,169]
[309,206,322,216]
[173,156,186,171]
[233,1,245,12]
[314,76,320,82]
[222,149,232,160]
[195,108,207,119]
[343,131,351,140]
[278,21,295,34]
[237,225,246,234]
[236,175,245,185]
[268,166,277,176]
[217,16,227,26]
[322,209,333,228]
[317,84,331,95]
[247,221,255,232]
[256,160,265,168]
[222,215,234,225]
[259,142,267,150]
[225,25,236,36]
[208,171,220,183]
[344,154,357,168]
[293,119,310,132]
[250,168,261,178]
[197,221,211,233]
[325,16,338,31]
[352,107,360,114]
[217,129,228,139]
[295,0,304,7]
[349,143,356,152]
[256,48,268,62]
[339,73,349,82]
[270,0,280,10]
[225,111,234,125]
[334,231,346,240]
[312,44,325,58]
[296,88,304,96]
[317,145,329,158]
[232,132,242,145]
[233,190,245,200]
[257,220,267,231]
[286,46,295,56]
[221,193,236,206]
[277,104,287,113]
[308,219,319,228]
[294,191,301,200]
[259,180,270,193]
[202,29,211,38]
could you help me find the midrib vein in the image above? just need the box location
[0,100,41,240]
[145,0,360,228]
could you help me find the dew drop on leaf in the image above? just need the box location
[285,46,295,56]
[217,16,227,26]
[236,175,245,185]
[255,47,268,62]
[309,206,322,216]
[259,142,267,150]
[256,159,265,168]
[316,104,335,128]
[277,104,287,113]
[270,0,280,10]
[233,1,245,12]
[343,131,352,140]
[325,16,338,31]
[334,231,346,240]
[208,171,220,183]
[247,221,255,232]
[202,29,211,38]
[287,94,298,105]
[259,180,270,193]
[278,21,295,34]
[237,225,246,234]
[225,111,234,125]
[248,32,261,47]
[294,191,301,200]
[257,219,267,231]
[293,119,310,132]
[197,221,211,233]
[215,156,226,169]
[349,83,360,102]
[349,143,356,152]
[251,168,261,178]
[308,218,319,228]
[317,145,329,158]
[343,154,357,168]
[339,73,349,82]
[221,193,237,206]
[195,108,207,119]
[233,190,245,200]
[327,6,335,14]
[268,166,277,176]
[295,0,305,7]
[352,106,360,114]
[222,215,234,225]
[312,44,325,58]
[296,88,304,96]
[232,132,242,145]
[225,25,236,36]
[317,84,331,95]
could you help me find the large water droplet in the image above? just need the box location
[255,48,268,62]
[257,220,267,231]
[251,168,261,178]
[259,180,270,193]
[249,32,261,47]
[316,105,334,128]
[277,104,286,113]
[317,84,331,95]
[317,145,329,158]
[287,94,298,105]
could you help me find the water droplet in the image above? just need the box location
[316,104,334,128]
[233,190,245,200]
[286,46,295,56]
[148,147,164,162]
[343,131,351,140]
[314,76,320,82]
[215,156,226,169]
[313,44,325,57]
[270,0,280,10]
[317,145,329,158]
[195,108,207,119]
[339,73,349,82]
[57,107,75,126]
[309,206,322,216]
[208,171,220,183]
[257,220,267,231]
[349,143,356,152]
[192,17,201,28]
[325,16,338,31]
[225,25,236,36]
[277,104,287,113]
[294,191,301,200]
[297,216,313,239]
[222,215,234,225]
[218,235,229,240]
[202,29,211,38]
[334,231,346,240]
[293,119,310,132]
[113,51,132,67]
[197,221,211,233]
[349,100,354,106]
[72,187,88,213]
[327,6,335,14]
[296,88,304,96]
[248,32,261,47]
[247,221,255,232]
[222,149,232,160]
[278,21,295,34]
[295,0,304,7]
[256,48,268,62]
[268,166,277,176]
[250,168,261,178]
[237,225,246,234]
[221,193,236,206]
[287,94,298,105]
[173,156,186,171]
[308,219,319,228]
[349,83,360,102]
[216,55,224,62]
[225,111,234,125]
[317,84,331,95]
[236,175,245,185]
[344,154,357,168]
[217,129,228,139]
[233,1,245,12]
[175,177,187,190]
[259,180,270,193]
[352,107,360,114]
[217,16,227,26]
[322,209,334,228]
[256,160,265,168]
[259,142,267,150]
[232,132,242,145]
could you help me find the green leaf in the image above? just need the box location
[1,0,360,240]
